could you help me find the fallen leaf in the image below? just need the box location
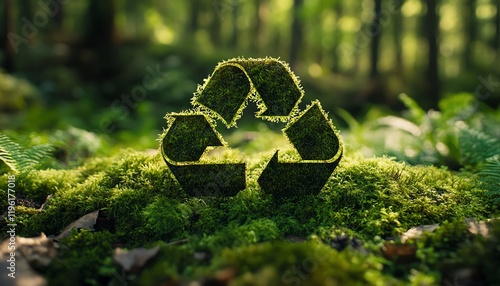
[0,233,55,286]
[401,223,439,242]
[16,233,58,268]
[381,242,417,264]
[114,246,160,273]
[465,218,491,237]
[55,210,99,241]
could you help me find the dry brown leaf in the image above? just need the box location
[401,223,439,242]
[0,233,55,286]
[381,242,417,264]
[114,246,160,273]
[465,218,491,237]
[55,210,99,241]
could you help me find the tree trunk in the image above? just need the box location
[251,0,262,52]
[290,0,303,69]
[369,0,382,79]
[392,0,404,75]
[209,9,221,47]
[2,0,15,73]
[54,2,64,28]
[331,3,343,73]
[493,0,500,61]
[84,0,117,49]
[189,0,200,34]
[81,0,119,89]
[424,0,440,109]
[230,5,239,48]
[464,0,476,69]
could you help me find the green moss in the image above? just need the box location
[284,101,341,161]
[46,230,115,285]
[143,197,192,241]
[210,242,397,285]
[161,114,224,162]
[6,144,497,284]
[194,64,251,125]
[192,57,304,127]
[196,218,281,253]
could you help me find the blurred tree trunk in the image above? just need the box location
[209,11,221,47]
[492,0,500,61]
[369,0,382,79]
[2,0,15,73]
[54,2,64,28]
[464,0,476,69]
[20,0,33,20]
[84,0,117,49]
[189,0,200,34]
[424,0,440,109]
[230,5,239,48]
[392,0,404,75]
[290,0,303,68]
[331,3,343,73]
[251,0,262,52]
[81,0,119,87]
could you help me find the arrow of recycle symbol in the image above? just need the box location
[160,57,343,198]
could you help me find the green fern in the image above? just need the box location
[458,128,500,166]
[0,133,53,174]
[478,155,500,205]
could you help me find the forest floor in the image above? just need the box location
[1,140,499,285]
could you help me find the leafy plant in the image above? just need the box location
[0,132,53,174]
[479,155,500,205]
[346,93,500,170]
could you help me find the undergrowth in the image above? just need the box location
[0,147,498,285]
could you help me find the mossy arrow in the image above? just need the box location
[193,58,304,127]
[161,113,246,196]
[258,151,342,198]
[258,101,343,198]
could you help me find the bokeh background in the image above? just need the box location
[0,0,499,167]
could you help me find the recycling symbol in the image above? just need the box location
[160,57,343,198]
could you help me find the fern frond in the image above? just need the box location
[479,155,500,181]
[399,93,426,125]
[0,133,53,174]
[0,133,24,172]
[478,156,500,202]
[458,128,500,166]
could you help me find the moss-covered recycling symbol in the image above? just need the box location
[160,57,343,198]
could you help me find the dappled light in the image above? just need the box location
[0,0,499,285]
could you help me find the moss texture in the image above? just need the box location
[1,147,498,284]
[192,57,304,127]
[2,58,498,285]
[161,58,343,198]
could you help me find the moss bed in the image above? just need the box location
[1,148,499,285]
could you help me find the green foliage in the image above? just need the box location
[162,58,343,198]
[414,220,500,285]
[211,242,396,285]
[143,197,192,240]
[479,155,500,205]
[51,127,107,167]
[46,230,115,286]
[4,147,497,284]
[0,71,41,113]
[345,93,500,170]
[447,220,500,285]
[458,127,500,167]
[197,219,280,253]
[162,114,224,162]
[132,245,197,285]
[284,101,341,161]
[192,57,304,127]
[0,132,54,174]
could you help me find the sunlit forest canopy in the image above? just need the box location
[0,0,499,135]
